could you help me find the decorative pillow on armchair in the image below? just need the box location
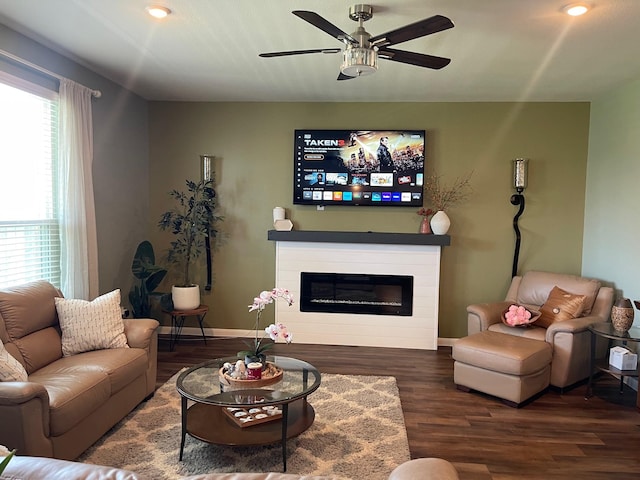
[55,289,129,357]
[0,342,28,382]
[537,286,586,328]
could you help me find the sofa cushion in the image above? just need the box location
[73,348,148,394]
[515,271,601,315]
[0,281,63,372]
[29,366,111,436]
[489,323,547,341]
[537,286,586,329]
[0,341,27,382]
[55,290,129,357]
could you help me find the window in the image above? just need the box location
[0,72,61,289]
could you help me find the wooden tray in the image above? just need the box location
[219,361,284,388]
[222,405,283,428]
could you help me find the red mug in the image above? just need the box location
[247,362,262,380]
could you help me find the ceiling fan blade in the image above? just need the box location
[259,48,341,58]
[293,10,357,45]
[378,48,451,70]
[337,72,356,81]
[369,15,454,47]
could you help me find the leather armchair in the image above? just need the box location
[466,271,614,389]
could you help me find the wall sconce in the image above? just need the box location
[200,154,214,181]
[510,158,528,277]
[200,155,215,290]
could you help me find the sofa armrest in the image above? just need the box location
[544,315,602,343]
[467,301,511,334]
[123,318,159,351]
[4,456,143,480]
[0,382,51,454]
[389,458,459,480]
[0,381,49,406]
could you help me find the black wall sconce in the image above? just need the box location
[510,158,528,277]
[200,154,215,290]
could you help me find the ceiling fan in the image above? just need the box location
[259,4,454,81]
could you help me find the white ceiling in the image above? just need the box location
[1,0,640,102]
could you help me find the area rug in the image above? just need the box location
[78,372,410,479]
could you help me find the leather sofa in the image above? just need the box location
[0,281,159,460]
[2,456,459,479]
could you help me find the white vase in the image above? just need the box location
[171,285,200,311]
[430,211,451,235]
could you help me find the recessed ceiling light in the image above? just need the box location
[563,3,590,16]
[146,5,171,19]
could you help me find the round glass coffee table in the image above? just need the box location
[176,355,321,471]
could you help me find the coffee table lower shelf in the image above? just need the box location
[181,398,315,470]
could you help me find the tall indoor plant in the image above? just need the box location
[158,178,222,310]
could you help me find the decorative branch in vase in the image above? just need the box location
[422,171,473,235]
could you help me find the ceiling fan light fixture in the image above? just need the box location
[341,47,378,77]
[562,3,590,16]
[146,5,171,19]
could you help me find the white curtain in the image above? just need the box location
[58,79,99,300]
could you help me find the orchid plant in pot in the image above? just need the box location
[238,288,294,366]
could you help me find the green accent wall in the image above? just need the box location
[148,101,591,339]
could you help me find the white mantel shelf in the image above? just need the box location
[267,230,450,246]
[269,229,448,350]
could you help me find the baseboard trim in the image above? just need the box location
[158,326,458,349]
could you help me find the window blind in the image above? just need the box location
[0,72,61,289]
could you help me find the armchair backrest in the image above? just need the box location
[505,271,603,317]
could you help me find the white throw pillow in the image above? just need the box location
[55,289,129,357]
[0,341,28,382]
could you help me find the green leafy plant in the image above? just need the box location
[128,241,167,318]
[158,178,222,287]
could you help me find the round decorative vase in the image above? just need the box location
[171,285,200,311]
[430,211,451,235]
[611,298,634,333]
[419,217,432,234]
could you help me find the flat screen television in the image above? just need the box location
[293,129,425,207]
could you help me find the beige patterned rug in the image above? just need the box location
[78,372,410,479]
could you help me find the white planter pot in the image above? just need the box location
[171,285,200,311]
[430,211,451,235]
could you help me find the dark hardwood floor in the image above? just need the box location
[157,336,640,480]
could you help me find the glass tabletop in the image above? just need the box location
[176,355,321,407]
[589,322,640,342]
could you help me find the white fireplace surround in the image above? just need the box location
[270,231,449,350]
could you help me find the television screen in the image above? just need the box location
[293,129,425,207]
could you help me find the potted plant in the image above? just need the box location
[238,288,294,365]
[128,240,167,318]
[158,178,222,310]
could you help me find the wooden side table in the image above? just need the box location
[163,304,209,351]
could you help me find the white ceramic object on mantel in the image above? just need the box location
[171,285,200,311]
[430,211,451,235]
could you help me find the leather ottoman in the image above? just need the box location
[452,330,552,407]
